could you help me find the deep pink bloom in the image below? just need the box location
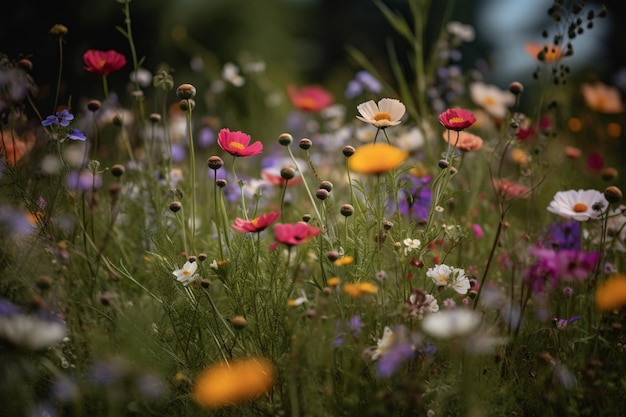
[232,211,281,233]
[287,85,333,112]
[269,222,321,251]
[83,50,126,76]
[438,108,476,131]
[217,128,263,157]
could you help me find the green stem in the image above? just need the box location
[185,106,197,253]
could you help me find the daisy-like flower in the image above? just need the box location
[217,128,263,157]
[547,189,608,221]
[438,108,476,131]
[269,222,321,251]
[288,290,308,307]
[287,84,333,112]
[173,261,199,286]
[231,211,280,234]
[421,309,481,339]
[356,98,406,129]
[371,326,396,360]
[580,82,624,114]
[348,143,408,174]
[441,130,484,152]
[192,357,274,408]
[403,238,421,256]
[83,49,127,76]
[406,289,439,319]
[469,82,515,120]
[41,109,75,127]
[426,264,470,294]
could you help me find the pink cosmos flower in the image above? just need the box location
[287,85,333,112]
[269,222,321,251]
[217,128,263,157]
[232,211,281,233]
[438,108,476,131]
[83,50,127,76]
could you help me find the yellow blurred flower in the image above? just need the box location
[334,256,354,266]
[348,143,408,174]
[342,282,379,298]
[193,357,274,408]
[595,274,626,311]
[327,277,340,287]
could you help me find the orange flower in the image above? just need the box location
[327,277,340,287]
[492,179,531,200]
[287,85,333,112]
[595,274,626,311]
[193,357,274,408]
[334,256,354,266]
[525,42,566,63]
[342,282,378,298]
[441,130,484,152]
[0,129,36,166]
[580,82,624,114]
[348,143,408,174]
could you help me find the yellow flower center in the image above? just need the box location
[98,60,106,68]
[183,269,190,275]
[573,203,588,213]
[373,112,392,121]
[297,97,318,111]
[438,274,447,283]
[483,96,496,107]
[229,142,245,150]
[448,117,465,124]
[251,218,259,228]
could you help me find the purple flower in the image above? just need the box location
[398,175,432,223]
[334,315,364,347]
[541,221,581,250]
[41,109,75,127]
[356,71,382,93]
[523,246,599,293]
[67,170,103,191]
[67,128,87,141]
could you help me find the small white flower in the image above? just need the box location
[173,261,198,286]
[395,126,425,152]
[288,290,308,307]
[407,290,440,319]
[547,189,608,221]
[421,309,481,339]
[426,264,470,294]
[209,260,218,270]
[371,326,396,360]
[403,238,421,256]
[469,82,515,120]
[356,98,406,129]
[222,62,245,87]
[446,21,475,42]
[129,68,153,87]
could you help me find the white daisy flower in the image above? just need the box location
[173,261,199,286]
[0,303,67,351]
[547,189,608,221]
[421,309,481,339]
[222,62,245,87]
[469,82,515,120]
[371,326,396,360]
[403,238,421,256]
[426,264,470,294]
[446,21,475,42]
[395,126,425,152]
[356,98,406,129]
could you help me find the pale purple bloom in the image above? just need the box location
[67,128,87,141]
[41,109,75,127]
[376,341,414,377]
[67,170,103,191]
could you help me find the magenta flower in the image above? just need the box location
[438,108,476,131]
[523,246,599,293]
[83,50,127,76]
[269,222,321,251]
[217,128,263,157]
[232,211,280,233]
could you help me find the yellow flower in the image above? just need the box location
[595,274,626,311]
[342,282,379,298]
[348,143,408,174]
[193,357,274,408]
[334,255,354,266]
[327,277,340,287]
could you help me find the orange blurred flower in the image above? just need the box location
[441,130,484,152]
[581,82,624,114]
[525,42,566,63]
[193,357,274,408]
[287,85,333,112]
[0,129,36,166]
[342,282,378,298]
[492,179,531,200]
[348,143,408,174]
[595,274,626,311]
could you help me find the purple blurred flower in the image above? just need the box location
[67,128,87,141]
[552,315,581,331]
[376,341,414,377]
[541,221,581,250]
[334,315,364,347]
[197,126,216,148]
[523,246,599,293]
[398,175,432,223]
[41,109,74,127]
[67,170,103,191]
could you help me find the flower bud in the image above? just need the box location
[316,189,329,200]
[149,113,162,123]
[35,275,53,290]
[178,99,195,111]
[49,24,68,37]
[198,253,208,262]
[87,99,102,112]
[326,251,340,261]
[17,59,33,71]
[302,213,312,223]
[100,292,114,306]
[169,201,182,212]
[201,279,211,288]
[207,156,224,170]
[216,178,228,188]
[280,166,296,180]
[604,186,623,204]
[342,145,356,157]
[383,221,393,230]
[438,159,449,169]
[340,204,354,217]
[299,138,312,150]
[509,81,524,95]
[176,83,196,99]
[111,164,125,177]
[600,167,618,182]
[278,133,293,146]
[231,315,247,330]
[319,181,333,192]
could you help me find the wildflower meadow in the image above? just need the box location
[2,0,626,416]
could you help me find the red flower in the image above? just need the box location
[269,222,321,251]
[287,85,333,112]
[232,211,281,233]
[83,49,126,76]
[438,108,476,131]
[217,128,263,157]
